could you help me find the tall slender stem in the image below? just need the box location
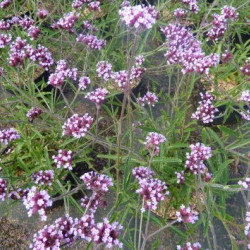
[96,105,100,136]
[115,30,139,203]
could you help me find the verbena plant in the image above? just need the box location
[0,0,250,249]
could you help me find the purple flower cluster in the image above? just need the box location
[241,110,250,121]
[85,88,109,107]
[91,218,123,248]
[0,20,11,30]
[23,186,52,221]
[136,178,169,212]
[62,113,94,138]
[88,1,100,11]
[48,60,77,87]
[0,0,11,9]
[175,171,185,184]
[26,107,42,122]
[180,0,199,14]
[191,92,218,124]
[241,59,250,76]
[31,170,54,186]
[96,61,113,82]
[31,224,63,249]
[27,25,41,40]
[0,178,7,201]
[56,12,80,33]
[176,204,199,224]
[137,91,158,107]
[241,90,250,102]
[75,215,123,248]
[80,171,113,192]
[177,242,202,250]
[79,76,91,90]
[37,9,49,19]
[119,3,159,30]
[8,188,29,200]
[52,149,73,170]
[54,215,75,245]
[82,20,98,32]
[161,24,219,75]
[221,50,233,63]
[8,37,54,69]
[174,8,187,18]
[0,33,12,48]
[27,44,54,70]
[208,6,238,41]
[144,132,166,155]
[19,15,34,30]
[239,177,250,189]
[185,143,212,174]
[76,34,106,50]
[135,55,145,66]
[0,127,20,146]
[132,166,155,181]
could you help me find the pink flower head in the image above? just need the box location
[31,170,54,186]
[0,33,12,48]
[91,218,123,248]
[162,24,219,74]
[48,60,77,87]
[174,8,187,18]
[57,12,80,33]
[0,0,11,9]
[180,0,199,13]
[52,149,73,170]
[0,20,11,30]
[74,214,95,241]
[131,66,146,79]
[76,34,106,50]
[135,55,145,66]
[8,188,29,200]
[204,172,212,182]
[175,171,185,184]
[0,178,7,201]
[28,44,54,70]
[177,242,202,250]
[241,90,250,102]
[26,107,42,122]
[241,60,250,76]
[0,127,20,146]
[119,4,159,30]
[80,171,113,192]
[144,132,166,155]
[137,91,158,107]
[54,215,76,245]
[208,6,238,41]
[88,1,101,12]
[62,113,94,138]
[176,204,199,224]
[221,50,233,63]
[191,92,219,124]
[79,76,91,90]
[241,110,250,121]
[37,9,49,19]
[72,0,84,9]
[27,26,41,40]
[31,224,63,249]
[82,20,98,32]
[221,5,238,20]
[19,15,34,30]
[8,37,27,66]
[85,88,109,107]
[136,178,169,211]
[112,70,129,89]
[23,186,52,221]
[96,61,113,82]
[132,166,155,181]
[185,143,212,174]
